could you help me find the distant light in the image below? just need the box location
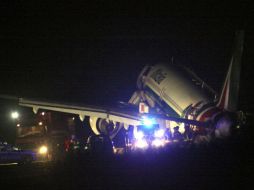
[154,129,165,138]
[41,112,45,116]
[38,122,43,126]
[72,117,75,120]
[16,124,20,127]
[11,111,19,119]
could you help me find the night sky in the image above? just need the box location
[0,1,253,141]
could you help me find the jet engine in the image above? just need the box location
[89,117,123,139]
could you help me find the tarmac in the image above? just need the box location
[0,136,253,190]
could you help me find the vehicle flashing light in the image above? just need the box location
[142,116,155,128]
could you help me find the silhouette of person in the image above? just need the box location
[173,126,183,141]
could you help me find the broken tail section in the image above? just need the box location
[217,31,244,112]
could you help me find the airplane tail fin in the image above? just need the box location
[217,31,244,112]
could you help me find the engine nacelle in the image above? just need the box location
[89,117,123,139]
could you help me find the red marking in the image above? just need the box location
[218,77,229,110]
[140,103,146,113]
[198,107,221,122]
[141,104,145,112]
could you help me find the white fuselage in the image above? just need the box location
[136,64,216,117]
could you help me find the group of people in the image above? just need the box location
[164,125,200,142]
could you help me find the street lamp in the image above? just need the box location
[11,111,19,119]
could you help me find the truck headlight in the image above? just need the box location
[152,139,165,147]
[154,129,165,138]
[39,145,48,154]
[135,139,148,149]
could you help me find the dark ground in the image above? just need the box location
[0,131,253,190]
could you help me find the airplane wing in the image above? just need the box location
[19,98,142,126]
[19,98,208,128]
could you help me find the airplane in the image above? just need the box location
[18,30,245,147]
